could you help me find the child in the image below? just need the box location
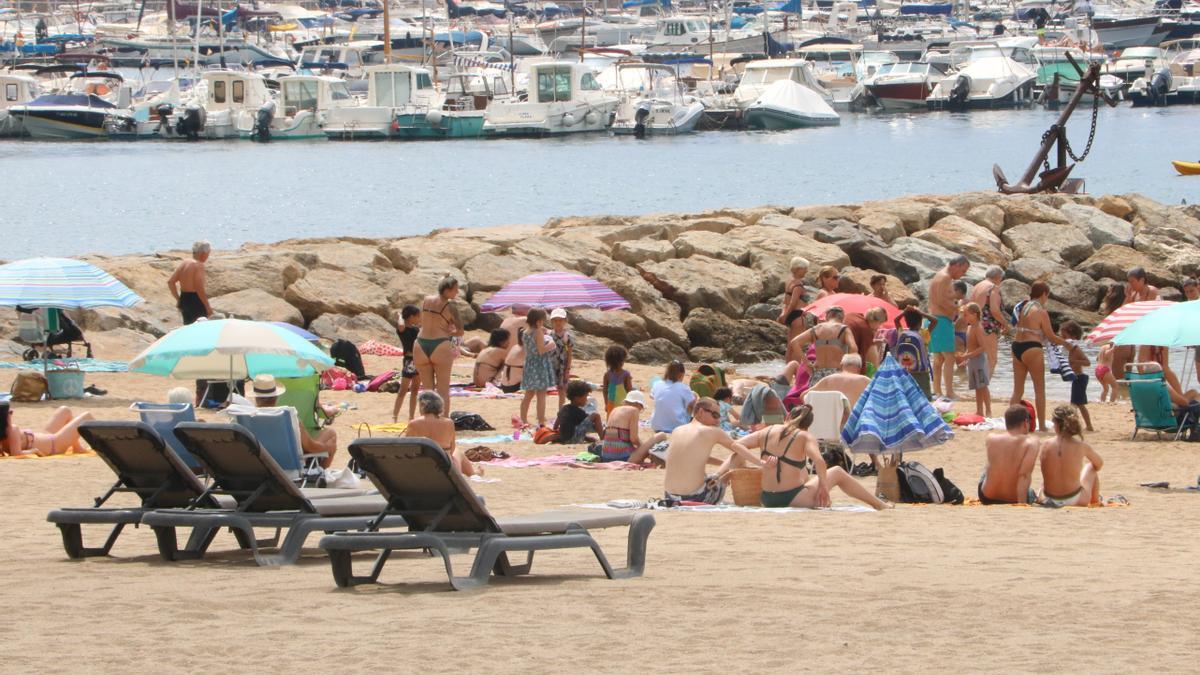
[519,309,557,428]
[955,303,991,417]
[869,274,894,306]
[894,299,938,333]
[392,304,421,422]
[1096,342,1118,403]
[713,386,741,431]
[553,380,604,444]
[602,345,634,413]
[550,308,575,410]
[1060,320,1094,432]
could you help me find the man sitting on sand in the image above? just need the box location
[803,354,870,412]
[662,397,763,504]
[1039,405,1103,507]
[978,405,1039,505]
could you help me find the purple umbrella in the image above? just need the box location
[480,271,631,312]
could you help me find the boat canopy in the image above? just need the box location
[25,93,117,108]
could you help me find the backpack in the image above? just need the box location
[450,410,494,432]
[330,339,365,379]
[893,330,931,374]
[10,371,48,402]
[896,461,963,504]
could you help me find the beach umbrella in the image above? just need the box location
[479,271,631,312]
[1085,300,1176,345]
[0,257,142,309]
[129,319,333,380]
[841,353,953,454]
[1113,300,1200,347]
[269,321,320,342]
[805,292,901,322]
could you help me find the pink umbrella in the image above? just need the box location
[479,271,631,312]
[805,293,902,323]
[1085,300,1176,344]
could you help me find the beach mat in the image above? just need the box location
[0,450,96,460]
[577,502,874,513]
[485,454,650,470]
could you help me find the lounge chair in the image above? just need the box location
[130,402,200,471]
[45,421,225,558]
[139,422,400,566]
[318,437,656,590]
[1129,379,1194,440]
[225,405,326,486]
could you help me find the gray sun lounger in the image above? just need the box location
[318,437,656,590]
[46,421,227,559]
[139,422,404,567]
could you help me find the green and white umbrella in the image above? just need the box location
[130,319,332,380]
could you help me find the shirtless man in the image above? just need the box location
[978,405,1039,504]
[1124,267,1163,365]
[167,240,212,325]
[662,397,763,504]
[804,354,870,412]
[1039,405,1103,507]
[472,329,510,387]
[928,255,970,399]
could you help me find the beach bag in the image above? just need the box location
[330,339,365,379]
[366,369,397,392]
[450,411,494,432]
[934,468,965,504]
[533,427,559,444]
[10,371,48,402]
[689,364,725,399]
[894,330,931,374]
[896,461,945,504]
[952,413,985,426]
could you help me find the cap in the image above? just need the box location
[550,308,568,320]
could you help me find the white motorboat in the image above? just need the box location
[604,62,704,136]
[732,59,840,112]
[1092,16,1165,50]
[483,61,617,136]
[183,70,274,139]
[793,43,871,111]
[0,72,40,136]
[9,72,133,139]
[237,75,357,140]
[863,61,947,109]
[1103,46,1168,85]
[323,64,442,140]
[926,39,1038,110]
[642,16,789,55]
[744,79,840,129]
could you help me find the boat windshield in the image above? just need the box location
[1120,47,1161,61]
[329,81,351,100]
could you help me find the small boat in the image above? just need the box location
[863,61,948,110]
[926,39,1038,110]
[744,80,840,130]
[8,72,133,140]
[237,75,357,141]
[483,61,618,137]
[324,64,441,140]
[605,63,704,136]
[1172,160,1200,175]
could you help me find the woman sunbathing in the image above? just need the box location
[1,402,93,457]
[403,391,481,477]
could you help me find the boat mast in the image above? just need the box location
[384,0,392,63]
[508,10,516,93]
[580,0,586,62]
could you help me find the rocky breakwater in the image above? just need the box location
[7,192,1199,365]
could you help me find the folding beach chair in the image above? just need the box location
[139,423,399,566]
[225,405,326,486]
[130,402,200,471]
[1128,379,1193,441]
[318,437,656,590]
[806,390,850,442]
[46,421,225,559]
[277,374,331,438]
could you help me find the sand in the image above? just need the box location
[2,331,1198,672]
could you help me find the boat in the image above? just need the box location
[863,61,947,109]
[793,43,871,111]
[0,72,40,136]
[187,70,274,139]
[392,71,512,139]
[237,75,357,140]
[483,61,618,137]
[1092,16,1165,50]
[744,79,840,129]
[1103,46,1168,85]
[642,16,789,55]
[323,64,441,140]
[604,62,704,136]
[1173,160,1200,175]
[926,40,1038,110]
[1128,67,1200,106]
[8,72,133,139]
[733,59,838,112]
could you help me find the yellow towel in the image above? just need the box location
[353,422,409,435]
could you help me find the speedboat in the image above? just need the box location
[1103,46,1168,85]
[0,72,40,136]
[926,40,1038,110]
[483,61,617,137]
[744,79,839,130]
[8,72,133,139]
[604,62,704,136]
[237,75,357,140]
[793,43,871,111]
[863,61,947,109]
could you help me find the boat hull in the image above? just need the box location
[1093,17,1164,50]
[1173,160,1200,175]
[1129,87,1200,107]
[744,105,839,130]
[865,81,931,109]
[926,80,1036,110]
[392,111,485,139]
[11,107,115,140]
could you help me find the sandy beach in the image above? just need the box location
[2,328,1198,673]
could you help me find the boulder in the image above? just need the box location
[1075,245,1176,287]
[585,221,670,246]
[1044,300,1102,330]
[91,255,177,306]
[913,215,1007,266]
[1047,268,1103,310]
[854,211,905,244]
[571,333,610,361]
[385,267,470,309]
[852,237,970,285]
[377,241,417,272]
[998,278,1031,311]
[1166,252,1200,279]
[838,267,917,306]
[543,214,632,230]
[591,260,688,347]
[430,224,543,249]
[568,309,650,347]
[638,255,765,318]
[998,196,1070,229]
[861,198,932,234]
[789,204,860,222]
[796,219,879,249]
[664,216,742,239]
[510,236,606,275]
[302,241,395,273]
[1124,193,1200,239]
[946,191,1003,217]
[1059,203,1134,248]
[77,304,178,339]
[1001,222,1094,266]
[202,251,312,298]
[672,230,751,265]
[1007,257,1068,285]
[754,213,810,231]
[612,239,676,266]
[1095,195,1133,220]
[724,226,849,294]
[964,204,1007,236]
[744,302,781,321]
[1160,286,1184,302]
[688,346,726,363]
[683,308,787,362]
[460,253,564,293]
[309,312,398,345]
[210,289,304,325]
[628,338,687,365]
[283,268,390,322]
[391,236,498,269]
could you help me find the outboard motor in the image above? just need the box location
[948,74,971,110]
[154,103,174,135]
[1149,67,1172,106]
[633,102,651,139]
[175,102,206,141]
[253,99,276,142]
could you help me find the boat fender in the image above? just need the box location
[426,109,443,127]
[584,110,599,126]
[561,111,576,126]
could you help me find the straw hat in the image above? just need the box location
[624,390,646,407]
[250,374,286,398]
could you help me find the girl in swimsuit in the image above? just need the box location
[1,403,93,457]
[1038,406,1103,507]
[739,405,890,510]
[777,256,811,343]
[414,277,464,414]
[392,305,422,422]
[788,307,857,384]
[1009,282,1069,433]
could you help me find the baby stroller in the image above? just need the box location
[16,307,92,361]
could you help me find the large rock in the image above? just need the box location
[998,278,1031,311]
[460,253,564,293]
[429,224,543,249]
[591,260,688,347]
[1002,222,1094,266]
[789,204,860,222]
[385,267,470,309]
[510,236,605,275]
[628,338,687,365]
[1059,203,1134,248]
[672,230,751,265]
[946,191,1004,218]
[1075,244,1176,287]
[1095,194,1133,220]
[861,198,933,234]
[78,304,178,339]
[855,211,906,244]
[284,268,390,322]
[999,196,1070,229]
[1124,193,1200,239]
[964,204,1007,236]
[724,226,849,295]
[210,289,304,325]
[309,312,398,345]
[754,213,809,231]
[638,256,765,318]
[796,219,879,249]
[1047,268,1103,310]
[203,251,310,298]
[301,241,395,273]
[683,308,787,362]
[401,237,500,268]
[568,309,649,347]
[543,214,632,230]
[853,237,979,285]
[663,216,742,239]
[612,239,676,265]
[913,215,1007,266]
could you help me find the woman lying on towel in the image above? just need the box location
[1,402,93,457]
[739,405,891,510]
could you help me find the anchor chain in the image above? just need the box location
[1041,85,1102,173]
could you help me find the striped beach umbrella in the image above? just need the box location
[842,354,953,454]
[130,319,333,380]
[1113,300,1200,347]
[479,271,631,312]
[0,257,142,309]
[1085,300,1175,345]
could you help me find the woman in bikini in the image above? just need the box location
[1,402,93,457]
[777,256,811,343]
[472,329,510,388]
[1038,406,1103,507]
[1009,281,1068,432]
[814,265,840,300]
[414,277,464,413]
[739,405,890,510]
[403,391,480,477]
[969,265,1011,380]
[787,306,857,386]
[598,391,666,464]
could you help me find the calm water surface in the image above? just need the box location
[1,105,1196,259]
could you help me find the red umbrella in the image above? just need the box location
[805,293,902,322]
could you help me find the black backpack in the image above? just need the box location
[330,339,365,379]
[897,461,964,505]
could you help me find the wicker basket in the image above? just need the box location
[876,460,901,502]
[728,468,762,506]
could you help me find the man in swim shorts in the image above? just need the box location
[928,255,970,400]
[662,397,763,504]
[978,405,1039,504]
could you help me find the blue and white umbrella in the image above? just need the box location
[130,319,333,380]
[842,354,954,454]
[0,257,142,309]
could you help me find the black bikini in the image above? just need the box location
[759,427,811,508]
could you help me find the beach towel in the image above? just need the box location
[358,339,406,357]
[741,384,775,426]
[354,422,408,435]
[576,502,873,513]
[1046,343,1076,382]
[0,359,127,372]
[481,454,651,470]
[842,354,954,454]
[0,450,96,460]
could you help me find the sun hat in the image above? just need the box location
[250,374,286,398]
[550,308,568,320]
[624,390,646,407]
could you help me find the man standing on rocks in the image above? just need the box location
[929,255,969,399]
[168,240,212,325]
